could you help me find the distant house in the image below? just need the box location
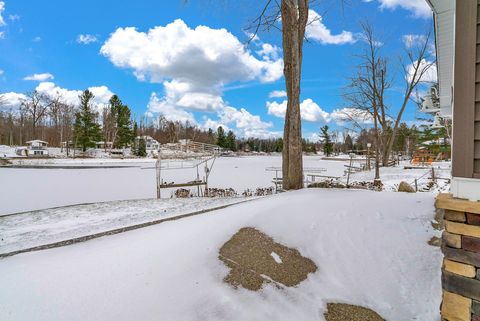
[95,141,113,149]
[61,141,74,149]
[135,136,160,151]
[16,140,49,157]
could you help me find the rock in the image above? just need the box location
[443,231,462,248]
[462,235,480,253]
[443,258,476,278]
[445,209,466,223]
[467,213,480,226]
[441,290,471,321]
[397,181,415,193]
[428,236,442,247]
[472,300,480,315]
[446,221,480,238]
[442,271,480,301]
[442,245,480,267]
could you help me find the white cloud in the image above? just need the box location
[101,19,283,86]
[375,0,432,19]
[268,90,287,98]
[23,73,54,81]
[0,69,3,75]
[146,92,196,124]
[0,31,4,39]
[266,98,330,123]
[1,82,114,113]
[256,43,280,61]
[406,59,437,83]
[402,34,426,48]
[202,106,277,139]
[0,1,5,27]
[35,82,114,112]
[0,92,27,112]
[102,19,284,138]
[306,10,356,45]
[32,36,41,42]
[329,108,374,125]
[77,34,98,44]
[8,14,19,21]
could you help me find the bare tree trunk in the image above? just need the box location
[373,104,381,183]
[281,0,308,190]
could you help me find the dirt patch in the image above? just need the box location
[324,303,386,321]
[219,227,317,291]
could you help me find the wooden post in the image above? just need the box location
[196,165,200,196]
[156,149,161,199]
[346,153,353,187]
[414,179,418,192]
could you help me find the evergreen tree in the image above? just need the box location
[225,130,236,151]
[275,138,283,152]
[216,126,226,147]
[344,134,353,152]
[137,137,147,157]
[132,122,138,154]
[207,128,215,144]
[109,95,133,148]
[74,90,102,152]
[320,125,333,156]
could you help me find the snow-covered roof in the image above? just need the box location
[26,140,48,144]
[425,0,455,118]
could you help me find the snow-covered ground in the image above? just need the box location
[0,197,254,255]
[0,189,442,321]
[347,161,451,193]
[0,155,349,215]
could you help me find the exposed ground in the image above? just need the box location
[324,303,386,321]
[219,227,317,290]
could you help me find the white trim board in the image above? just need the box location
[451,177,480,201]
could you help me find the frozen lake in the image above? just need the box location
[0,155,348,215]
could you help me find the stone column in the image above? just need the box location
[436,193,480,321]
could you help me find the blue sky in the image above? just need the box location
[0,0,434,140]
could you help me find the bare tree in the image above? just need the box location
[47,94,65,146]
[60,103,75,156]
[344,22,434,182]
[383,31,435,163]
[21,90,52,139]
[343,22,387,182]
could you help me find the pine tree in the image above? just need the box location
[275,138,283,152]
[320,125,333,156]
[216,126,226,148]
[74,90,102,152]
[344,134,353,152]
[132,122,138,154]
[109,95,133,148]
[207,128,215,144]
[136,137,147,157]
[225,130,236,151]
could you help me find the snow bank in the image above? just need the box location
[0,197,255,255]
[0,189,442,321]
